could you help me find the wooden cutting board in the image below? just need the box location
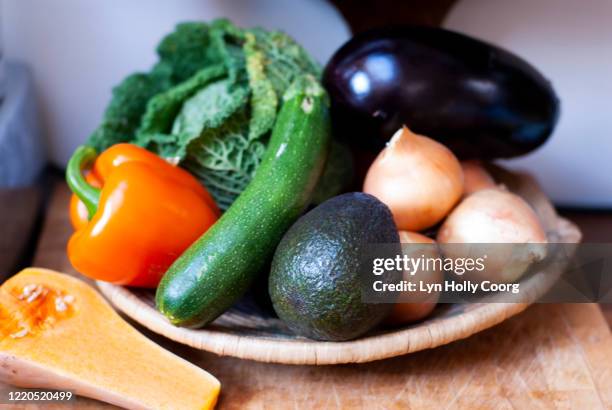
[2,184,611,409]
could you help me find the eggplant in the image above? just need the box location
[323,26,560,159]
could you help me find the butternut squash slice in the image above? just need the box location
[0,268,220,410]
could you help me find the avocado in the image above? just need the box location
[269,192,400,341]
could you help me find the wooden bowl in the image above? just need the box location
[97,168,581,365]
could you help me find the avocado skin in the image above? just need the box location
[269,192,399,341]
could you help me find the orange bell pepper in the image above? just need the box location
[69,172,102,230]
[69,144,219,229]
[66,143,219,287]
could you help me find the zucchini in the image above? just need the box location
[156,75,331,327]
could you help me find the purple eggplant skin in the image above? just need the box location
[323,26,560,159]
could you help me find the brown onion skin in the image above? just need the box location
[385,232,442,325]
[437,188,547,283]
[461,160,496,196]
[364,127,464,231]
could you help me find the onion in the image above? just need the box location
[461,160,495,196]
[437,188,547,283]
[364,127,464,231]
[385,231,442,325]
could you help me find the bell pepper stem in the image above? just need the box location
[66,145,101,219]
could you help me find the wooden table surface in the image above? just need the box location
[2,182,612,409]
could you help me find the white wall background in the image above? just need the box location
[3,0,610,207]
[445,0,612,208]
[2,0,350,167]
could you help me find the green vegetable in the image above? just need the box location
[269,192,399,341]
[87,19,320,210]
[156,22,219,84]
[88,21,215,152]
[136,64,229,144]
[311,140,354,205]
[87,70,172,151]
[155,76,330,327]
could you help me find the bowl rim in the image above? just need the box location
[97,170,582,365]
